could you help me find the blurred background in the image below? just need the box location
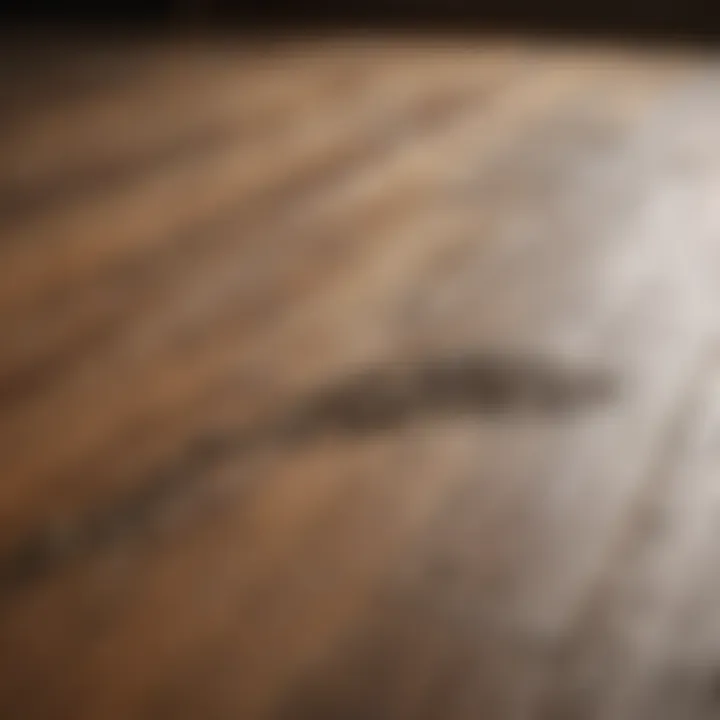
[6,0,720,36]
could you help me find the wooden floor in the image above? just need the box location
[3,31,720,720]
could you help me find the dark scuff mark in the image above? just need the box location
[0,351,616,601]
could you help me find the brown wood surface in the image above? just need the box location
[2,32,720,720]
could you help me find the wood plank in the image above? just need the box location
[1,33,719,720]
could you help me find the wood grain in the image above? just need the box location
[2,32,720,720]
